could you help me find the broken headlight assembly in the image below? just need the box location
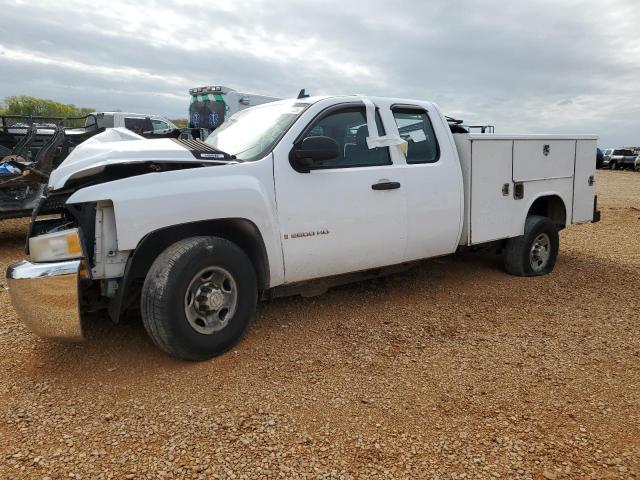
[29,228,83,262]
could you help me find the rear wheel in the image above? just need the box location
[503,215,559,277]
[141,236,257,361]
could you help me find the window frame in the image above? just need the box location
[292,102,392,171]
[390,104,441,165]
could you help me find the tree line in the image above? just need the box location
[0,96,94,118]
[0,96,187,127]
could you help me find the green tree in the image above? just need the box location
[169,118,188,128]
[2,96,94,118]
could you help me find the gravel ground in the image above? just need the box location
[0,170,639,480]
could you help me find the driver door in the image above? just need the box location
[273,103,407,283]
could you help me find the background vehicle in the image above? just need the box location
[88,112,179,137]
[7,95,599,361]
[0,114,103,219]
[188,85,280,139]
[596,147,603,169]
[604,148,636,170]
[0,111,184,220]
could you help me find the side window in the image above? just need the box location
[392,108,439,164]
[152,119,170,132]
[124,117,148,133]
[302,106,390,168]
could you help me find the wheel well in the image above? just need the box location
[129,218,269,290]
[109,219,270,323]
[527,195,566,228]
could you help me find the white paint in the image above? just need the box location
[56,95,597,289]
[572,139,597,223]
[455,133,595,245]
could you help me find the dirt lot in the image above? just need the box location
[0,170,638,480]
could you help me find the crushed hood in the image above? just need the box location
[49,128,234,190]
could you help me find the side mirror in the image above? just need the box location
[289,136,340,173]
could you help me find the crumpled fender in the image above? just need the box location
[66,154,285,287]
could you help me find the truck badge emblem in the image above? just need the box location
[543,144,550,156]
[285,229,329,240]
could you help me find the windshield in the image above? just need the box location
[205,100,310,161]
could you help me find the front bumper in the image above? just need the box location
[6,259,84,341]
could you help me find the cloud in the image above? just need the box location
[0,0,639,146]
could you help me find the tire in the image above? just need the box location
[141,236,257,361]
[503,215,559,277]
[610,161,618,170]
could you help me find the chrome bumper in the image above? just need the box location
[6,259,84,341]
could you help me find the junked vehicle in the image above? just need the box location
[0,112,182,220]
[7,95,600,360]
[0,114,104,219]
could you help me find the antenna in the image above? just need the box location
[297,89,310,99]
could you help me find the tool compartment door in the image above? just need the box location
[470,139,521,244]
[572,139,597,223]
[513,140,575,182]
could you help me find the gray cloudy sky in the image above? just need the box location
[1,0,639,147]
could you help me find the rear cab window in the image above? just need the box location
[391,107,439,164]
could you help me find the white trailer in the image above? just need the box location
[7,94,599,360]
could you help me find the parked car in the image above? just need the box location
[7,95,599,360]
[604,148,636,170]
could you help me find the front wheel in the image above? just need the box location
[503,215,559,277]
[610,161,618,170]
[141,237,257,361]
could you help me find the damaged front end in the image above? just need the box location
[8,131,237,341]
[7,190,94,341]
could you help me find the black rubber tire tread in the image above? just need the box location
[503,215,559,277]
[141,236,257,361]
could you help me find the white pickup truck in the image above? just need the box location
[6,95,600,360]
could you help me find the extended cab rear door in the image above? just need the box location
[383,102,463,260]
[272,101,408,284]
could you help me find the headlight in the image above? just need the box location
[29,228,83,262]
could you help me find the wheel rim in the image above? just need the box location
[529,233,551,272]
[184,266,238,335]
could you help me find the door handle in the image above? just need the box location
[372,181,401,190]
